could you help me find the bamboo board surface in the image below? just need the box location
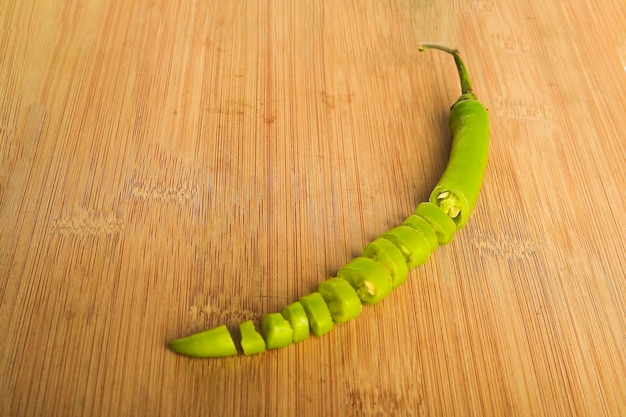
[1,1,626,416]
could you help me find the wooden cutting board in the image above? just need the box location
[1,1,625,416]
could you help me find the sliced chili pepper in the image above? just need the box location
[381,225,431,269]
[240,320,266,355]
[414,202,457,244]
[337,256,393,304]
[261,313,294,349]
[281,301,310,342]
[362,237,409,288]
[317,278,363,323]
[402,214,439,253]
[169,44,490,358]
[169,324,238,357]
[299,292,334,336]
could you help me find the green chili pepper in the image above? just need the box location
[169,324,238,357]
[318,277,363,323]
[240,320,266,355]
[381,225,432,269]
[169,44,489,358]
[362,237,409,288]
[419,44,489,230]
[337,256,393,304]
[281,301,310,342]
[402,214,439,252]
[299,292,335,336]
[261,313,294,349]
[414,202,457,244]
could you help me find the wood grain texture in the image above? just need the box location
[1,1,625,416]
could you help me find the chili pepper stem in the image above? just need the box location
[419,44,475,99]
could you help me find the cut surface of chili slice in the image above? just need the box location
[337,256,393,304]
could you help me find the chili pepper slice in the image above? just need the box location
[240,320,266,355]
[414,202,457,244]
[362,237,409,288]
[299,292,334,336]
[281,301,310,342]
[419,44,489,230]
[317,278,363,323]
[337,256,393,304]
[169,324,238,357]
[381,225,431,269]
[261,313,294,349]
[402,214,439,253]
